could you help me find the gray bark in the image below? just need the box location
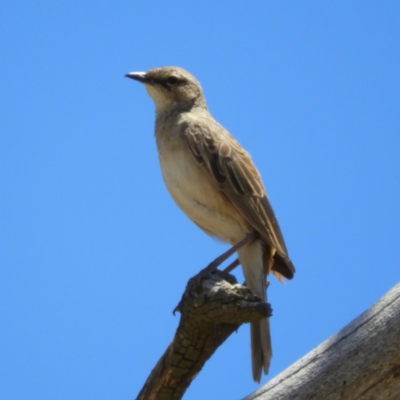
[244,281,400,400]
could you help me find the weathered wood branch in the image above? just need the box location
[136,269,271,400]
[245,281,400,400]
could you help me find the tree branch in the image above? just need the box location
[137,269,271,400]
[245,281,400,400]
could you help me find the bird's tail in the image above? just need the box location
[238,240,272,383]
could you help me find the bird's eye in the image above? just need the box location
[166,76,178,85]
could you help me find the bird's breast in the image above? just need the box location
[156,133,249,244]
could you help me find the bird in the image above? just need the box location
[125,66,295,383]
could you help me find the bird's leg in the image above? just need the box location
[173,233,256,315]
[174,231,257,315]
[222,258,240,274]
[199,232,256,277]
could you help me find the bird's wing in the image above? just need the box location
[184,120,293,275]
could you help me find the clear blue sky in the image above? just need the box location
[1,2,399,399]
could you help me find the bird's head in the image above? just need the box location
[126,67,206,113]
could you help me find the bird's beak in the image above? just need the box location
[125,71,147,83]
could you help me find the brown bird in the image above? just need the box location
[126,67,295,382]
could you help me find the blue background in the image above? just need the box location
[1,2,399,399]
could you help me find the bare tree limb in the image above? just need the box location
[245,281,400,400]
[137,269,271,400]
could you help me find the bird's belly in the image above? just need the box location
[159,149,249,244]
